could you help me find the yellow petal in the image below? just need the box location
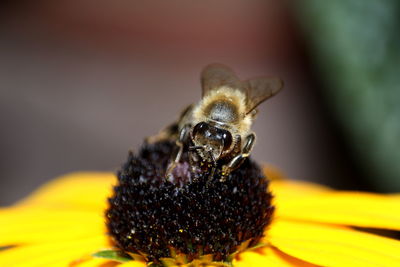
[71,258,118,267]
[0,208,105,245]
[275,190,400,230]
[74,258,146,267]
[270,179,331,201]
[117,261,147,267]
[233,246,317,267]
[16,172,116,211]
[263,165,288,181]
[0,235,109,266]
[268,219,400,267]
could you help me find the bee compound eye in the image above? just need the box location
[221,131,233,151]
[193,122,209,137]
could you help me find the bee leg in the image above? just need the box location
[165,124,191,179]
[221,133,256,180]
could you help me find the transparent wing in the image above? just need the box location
[245,77,283,114]
[201,63,240,97]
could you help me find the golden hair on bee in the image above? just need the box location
[191,86,252,137]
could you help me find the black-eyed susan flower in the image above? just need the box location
[1,140,400,266]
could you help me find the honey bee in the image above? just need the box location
[149,63,283,179]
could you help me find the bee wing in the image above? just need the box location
[245,77,283,114]
[201,63,240,97]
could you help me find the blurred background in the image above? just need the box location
[1,0,399,205]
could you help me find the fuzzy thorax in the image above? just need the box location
[192,87,253,136]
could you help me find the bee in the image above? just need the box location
[149,63,283,179]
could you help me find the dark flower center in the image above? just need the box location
[106,141,274,263]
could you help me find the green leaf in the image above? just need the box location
[294,0,400,191]
[92,249,133,262]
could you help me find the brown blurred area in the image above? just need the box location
[0,0,367,205]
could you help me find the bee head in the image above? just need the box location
[191,122,233,161]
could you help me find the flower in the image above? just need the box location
[1,164,400,265]
[106,141,275,264]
